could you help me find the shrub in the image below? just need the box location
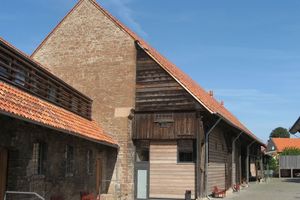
[281,147,300,155]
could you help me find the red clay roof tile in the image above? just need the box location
[0,81,117,147]
[272,138,300,153]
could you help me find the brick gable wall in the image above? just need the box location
[32,1,136,199]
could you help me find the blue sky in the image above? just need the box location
[1,0,299,142]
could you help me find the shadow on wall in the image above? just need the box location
[103,148,118,194]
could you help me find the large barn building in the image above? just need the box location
[1,0,265,199]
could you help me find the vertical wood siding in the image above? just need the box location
[207,128,228,192]
[150,141,195,199]
[133,112,196,139]
[279,156,300,169]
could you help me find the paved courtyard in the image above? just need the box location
[222,178,300,200]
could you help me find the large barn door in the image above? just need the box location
[0,148,8,200]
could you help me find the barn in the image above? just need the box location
[29,0,265,199]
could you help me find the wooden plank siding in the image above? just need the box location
[133,112,196,139]
[279,156,300,169]
[149,141,195,199]
[207,128,229,192]
[136,47,201,112]
[235,142,242,184]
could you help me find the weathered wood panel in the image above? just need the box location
[232,164,236,185]
[136,47,201,112]
[0,148,8,200]
[207,163,226,192]
[207,128,229,192]
[150,141,195,199]
[133,112,196,139]
[235,142,242,184]
[279,156,300,169]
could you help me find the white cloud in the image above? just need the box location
[100,0,148,38]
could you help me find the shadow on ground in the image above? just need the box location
[282,178,300,183]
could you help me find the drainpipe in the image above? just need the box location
[232,131,243,186]
[205,118,222,199]
[246,141,255,184]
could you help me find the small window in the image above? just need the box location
[65,145,74,176]
[178,140,195,163]
[87,150,93,175]
[135,141,149,162]
[32,142,46,175]
[136,148,149,162]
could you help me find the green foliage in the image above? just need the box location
[268,157,278,172]
[270,127,290,138]
[281,147,300,155]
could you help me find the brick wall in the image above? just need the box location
[0,115,116,200]
[32,1,136,199]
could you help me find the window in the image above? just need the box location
[87,150,93,175]
[178,140,195,163]
[135,141,149,162]
[65,145,74,176]
[32,142,46,175]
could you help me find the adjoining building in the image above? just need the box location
[0,38,118,200]
[266,138,300,178]
[27,0,265,199]
[267,138,300,156]
[290,117,300,134]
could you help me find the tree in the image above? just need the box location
[281,147,300,155]
[270,127,290,138]
[268,157,278,172]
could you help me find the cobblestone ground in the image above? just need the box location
[221,178,300,200]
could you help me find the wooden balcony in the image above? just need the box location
[0,39,92,119]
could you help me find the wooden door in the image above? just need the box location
[0,148,8,200]
[96,159,102,194]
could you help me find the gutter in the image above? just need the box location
[231,131,243,186]
[205,118,222,199]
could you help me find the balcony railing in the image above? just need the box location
[0,40,92,119]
